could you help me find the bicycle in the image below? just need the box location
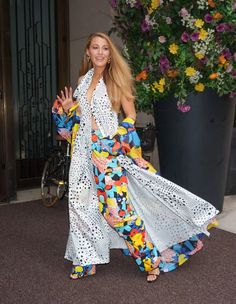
[41,135,71,207]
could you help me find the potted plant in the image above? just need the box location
[110,0,236,211]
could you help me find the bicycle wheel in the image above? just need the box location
[41,150,65,207]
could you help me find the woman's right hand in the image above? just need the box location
[57,86,75,113]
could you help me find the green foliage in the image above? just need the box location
[110,0,236,112]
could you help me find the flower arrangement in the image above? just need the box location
[110,0,236,112]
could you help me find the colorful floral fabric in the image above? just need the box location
[52,100,80,154]
[90,120,204,273]
[92,128,160,272]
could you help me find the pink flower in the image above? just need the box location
[216,23,234,32]
[159,55,170,73]
[233,53,236,61]
[141,15,152,32]
[177,105,191,112]
[232,70,236,78]
[190,32,200,41]
[158,35,166,43]
[222,49,232,60]
[180,8,189,17]
[181,31,190,43]
[204,14,213,23]
[110,0,117,8]
[166,17,172,24]
[226,64,233,73]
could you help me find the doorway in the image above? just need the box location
[0,0,69,200]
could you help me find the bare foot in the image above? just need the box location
[147,268,160,283]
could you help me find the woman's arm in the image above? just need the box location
[121,95,136,122]
[52,85,80,141]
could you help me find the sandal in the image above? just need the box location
[70,264,96,280]
[147,268,160,283]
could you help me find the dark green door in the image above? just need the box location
[10,0,57,188]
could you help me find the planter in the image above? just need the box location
[153,89,236,212]
[225,128,236,195]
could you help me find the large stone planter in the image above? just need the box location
[153,89,236,212]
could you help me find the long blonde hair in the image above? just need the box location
[79,32,135,112]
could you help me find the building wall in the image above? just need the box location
[69,0,159,169]
[69,0,115,86]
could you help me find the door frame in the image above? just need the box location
[0,0,16,202]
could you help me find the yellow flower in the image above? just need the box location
[148,0,160,14]
[169,43,179,54]
[195,52,204,59]
[159,78,165,86]
[185,67,197,77]
[152,79,165,93]
[199,28,208,40]
[195,83,205,92]
[152,81,159,89]
[195,19,204,28]
[151,0,160,10]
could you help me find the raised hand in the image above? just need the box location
[57,86,75,112]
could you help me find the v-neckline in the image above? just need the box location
[86,69,103,105]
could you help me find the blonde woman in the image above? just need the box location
[54,32,218,283]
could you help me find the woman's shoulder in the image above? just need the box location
[73,76,85,100]
[78,75,85,85]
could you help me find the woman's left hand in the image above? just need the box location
[57,86,75,112]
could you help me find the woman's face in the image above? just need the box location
[87,36,111,68]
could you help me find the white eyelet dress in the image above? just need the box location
[64,68,218,267]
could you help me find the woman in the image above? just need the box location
[53,32,218,283]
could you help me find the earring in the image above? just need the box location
[107,58,111,64]
[87,56,91,63]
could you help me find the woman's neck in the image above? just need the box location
[93,66,105,79]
